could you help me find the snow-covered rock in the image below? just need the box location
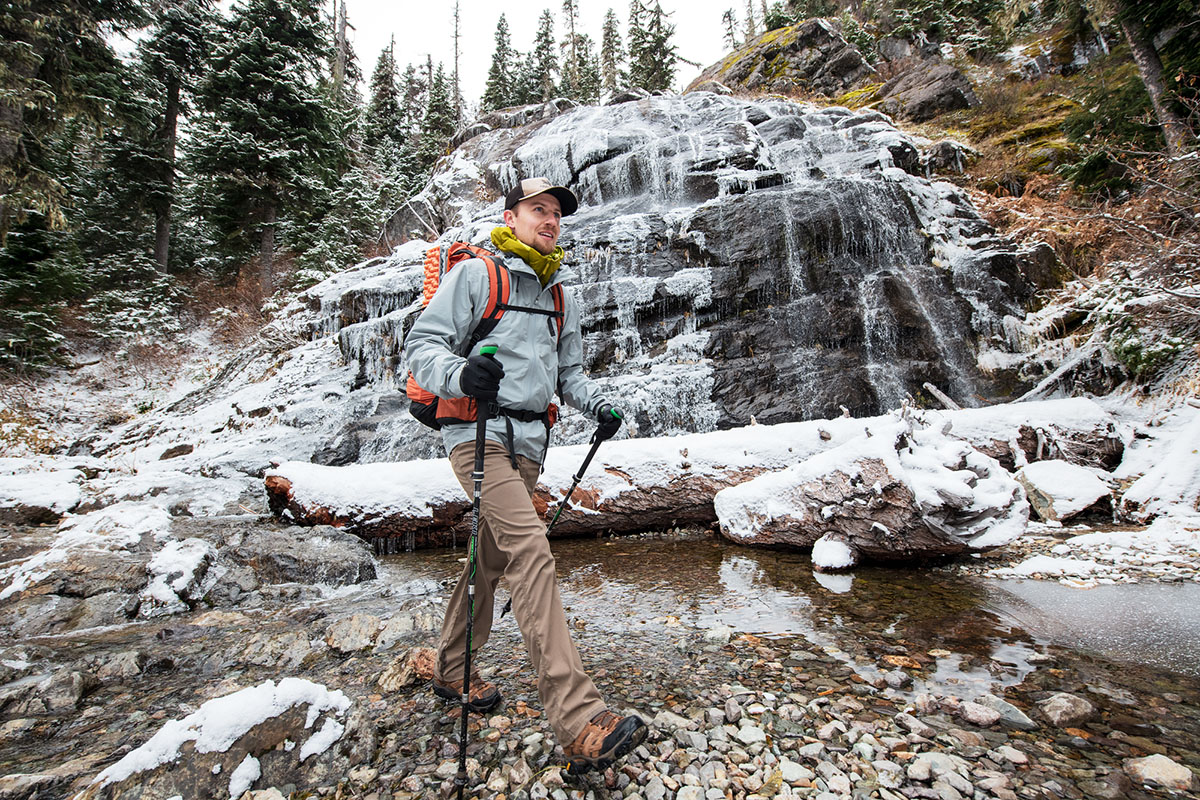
[1016,459,1111,521]
[1117,402,1200,523]
[0,466,82,523]
[74,678,357,800]
[714,409,1028,567]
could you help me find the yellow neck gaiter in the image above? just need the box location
[491,226,564,286]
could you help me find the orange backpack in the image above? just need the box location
[404,242,565,430]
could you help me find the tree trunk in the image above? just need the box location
[153,78,180,271]
[1115,2,1193,157]
[260,202,276,294]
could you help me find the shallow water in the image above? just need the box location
[381,530,1200,700]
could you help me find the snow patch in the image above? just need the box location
[92,678,350,788]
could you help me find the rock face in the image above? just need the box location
[684,19,877,97]
[874,61,979,122]
[254,92,1037,466]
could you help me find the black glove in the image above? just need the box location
[459,353,504,401]
[595,403,624,441]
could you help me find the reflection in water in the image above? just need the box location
[383,532,1200,701]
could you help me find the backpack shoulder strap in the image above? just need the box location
[550,284,565,341]
[466,251,510,350]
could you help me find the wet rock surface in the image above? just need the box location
[1,529,1197,800]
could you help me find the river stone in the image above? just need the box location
[976,694,1037,730]
[724,698,742,724]
[873,760,904,788]
[994,745,1029,765]
[778,758,813,784]
[377,646,435,692]
[907,751,966,781]
[895,712,937,739]
[735,725,767,745]
[956,701,1001,727]
[1038,692,1095,727]
[325,613,381,652]
[1124,754,1194,790]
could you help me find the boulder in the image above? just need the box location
[715,411,1028,567]
[874,61,979,122]
[1016,460,1112,522]
[226,525,376,586]
[921,139,978,175]
[685,18,877,97]
[71,678,361,800]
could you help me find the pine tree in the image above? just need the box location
[562,0,581,98]
[138,0,216,272]
[451,1,464,123]
[0,0,147,365]
[744,0,758,39]
[0,0,146,244]
[722,8,740,49]
[187,0,337,291]
[418,63,455,171]
[400,62,427,138]
[512,52,542,105]
[529,9,559,102]
[642,2,678,92]
[601,8,626,92]
[482,15,518,111]
[575,33,603,103]
[365,41,403,147]
[627,0,651,89]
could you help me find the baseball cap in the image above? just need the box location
[504,177,579,217]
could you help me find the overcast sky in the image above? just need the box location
[339,0,742,104]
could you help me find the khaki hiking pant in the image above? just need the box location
[435,440,606,745]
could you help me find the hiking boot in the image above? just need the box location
[562,710,647,774]
[431,672,502,713]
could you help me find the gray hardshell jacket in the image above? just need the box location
[403,249,605,464]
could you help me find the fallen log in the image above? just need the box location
[264,398,1125,553]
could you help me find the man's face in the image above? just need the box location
[504,193,562,255]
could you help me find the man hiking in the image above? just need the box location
[403,177,647,773]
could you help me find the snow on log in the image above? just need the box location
[265,416,875,547]
[714,410,1029,568]
[264,399,1118,551]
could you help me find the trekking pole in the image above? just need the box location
[456,344,497,800]
[500,408,622,619]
